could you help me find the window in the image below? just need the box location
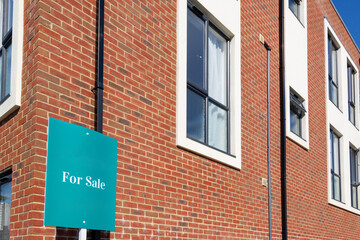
[187,5,230,153]
[289,0,302,21]
[328,36,339,107]
[0,0,13,103]
[350,147,360,209]
[0,0,23,121]
[0,170,11,240]
[348,65,356,125]
[330,130,341,201]
[290,91,306,138]
[176,0,240,169]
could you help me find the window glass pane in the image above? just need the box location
[348,67,355,102]
[6,0,13,33]
[208,102,227,152]
[290,109,300,136]
[331,83,338,106]
[289,0,301,19]
[352,72,356,98]
[352,186,357,208]
[328,39,332,78]
[349,105,355,125]
[333,134,339,174]
[350,149,356,183]
[187,9,205,90]
[333,175,341,201]
[5,43,11,97]
[187,89,205,143]
[0,180,11,240]
[208,27,227,105]
[289,0,297,16]
[0,0,3,38]
[331,45,338,85]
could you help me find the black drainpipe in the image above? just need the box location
[92,0,104,239]
[95,0,104,134]
[280,0,288,239]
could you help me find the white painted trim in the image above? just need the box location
[285,0,309,149]
[0,0,24,121]
[176,0,241,169]
[325,18,360,215]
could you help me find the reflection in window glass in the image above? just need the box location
[328,38,339,107]
[289,0,301,21]
[187,9,205,90]
[290,109,301,136]
[0,172,11,240]
[187,89,205,143]
[6,0,13,34]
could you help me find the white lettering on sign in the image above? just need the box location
[86,176,106,190]
[62,171,106,190]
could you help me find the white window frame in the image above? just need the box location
[325,18,360,215]
[347,63,357,126]
[349,146,360,209]
[330,128,342,202]
[0,0,24,121]
[176,0,241,169]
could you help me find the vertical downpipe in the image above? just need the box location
[280,0,288,239]
[261,39,272,239]
[93,0,105,239]
[96,0,104,134]
[261,34,272,240]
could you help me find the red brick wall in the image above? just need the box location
[286,0,360,239]
[0,0,359,239]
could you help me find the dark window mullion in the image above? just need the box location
[207,96,229,111]
[2,28,12,47]
[204,17,209,145]
[331,170,340,178]
[328,77,332,101]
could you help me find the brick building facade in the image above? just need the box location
[0,0,360,239]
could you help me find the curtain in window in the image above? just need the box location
[208,28,227,152]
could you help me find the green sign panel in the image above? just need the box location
[44,117,118,231]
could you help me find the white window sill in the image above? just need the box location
[329,198,360,216]
[177,136,241,169]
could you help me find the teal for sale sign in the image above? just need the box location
[44,117,118,231]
